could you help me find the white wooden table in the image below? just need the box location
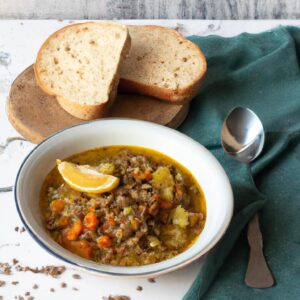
[0,20,299,300]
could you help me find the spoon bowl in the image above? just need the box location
[221,107,265,163]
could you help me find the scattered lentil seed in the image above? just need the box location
[148,278,156,283]
[0,262,12,275]
[32,284,39,289]
[12,281,19,285]
[61,282,67,288]
[20,227,26,233]
[72,287,79,291]
[72,274,81,279]
[136,285,143,291]
[12,258,19,265]
[25,292,30,296]
[15,227,19,232]
[50,288,55,292]
[28,297,34,300]
[17,265,66,278]
[0,281,5,287]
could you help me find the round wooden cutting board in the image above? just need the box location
[6,66,189,144]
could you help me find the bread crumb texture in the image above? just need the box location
[35,22,128,105]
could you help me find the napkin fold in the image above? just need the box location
[181,26,300,299]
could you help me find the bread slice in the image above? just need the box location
[34,22,131,120]
[119,25,206,104]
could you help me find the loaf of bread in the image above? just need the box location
[34,22,131,120]
[119,25,207,104]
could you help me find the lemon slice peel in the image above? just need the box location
[57,161,119,194]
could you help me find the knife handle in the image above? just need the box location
[245,214,275,288]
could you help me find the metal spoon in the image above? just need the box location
[221,106,275,288]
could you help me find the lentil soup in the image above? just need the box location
[40,146,206,266]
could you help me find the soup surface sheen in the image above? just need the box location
[40,146,206,266]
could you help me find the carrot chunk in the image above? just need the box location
[102,217,116,233]
[65,220,83,241]
[148,203,159,216]
[56,216,70,228]
[83,212,99,230]
[50,199,65,214]
[175,183,184,200]
[159,200,174,209]
[97,235,112,248]
[132,169,152,181]
[69,239,92,259]
[151,194,160,201]
[143,169,153,181]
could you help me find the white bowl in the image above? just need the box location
[15,119,233,277]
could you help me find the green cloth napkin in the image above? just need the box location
[180,26,300,300]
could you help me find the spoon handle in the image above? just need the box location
[245,213,275,288]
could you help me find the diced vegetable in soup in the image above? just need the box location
[40,146,206,266]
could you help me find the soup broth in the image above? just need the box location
[40,146,206,266]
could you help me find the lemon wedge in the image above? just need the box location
[57,161,119,194]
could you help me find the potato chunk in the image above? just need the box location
[171,205,189,228]
[160,224,187,249]
[151,167,175,201]
[148,235,161,247]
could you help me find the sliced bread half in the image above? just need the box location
[34,22,131,120]
[119,25,206,104]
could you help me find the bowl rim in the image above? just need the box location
[14,118,234,277]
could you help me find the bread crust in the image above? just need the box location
[34,22,131,120]
[119,25,207,104]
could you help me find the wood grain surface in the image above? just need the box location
[6,65,189,144]
[0,0,299,19]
